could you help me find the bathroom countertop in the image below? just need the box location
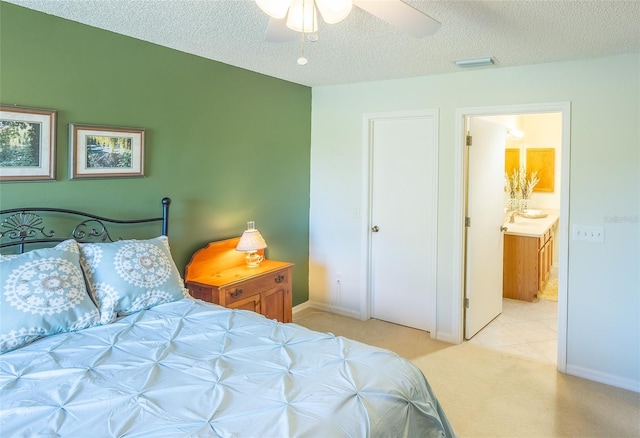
[503,209,559,238]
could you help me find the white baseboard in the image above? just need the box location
[293,300,363,321]
[291,301,313,317]
[296,301,460,343]
[435,331,460,344]
[566,364,640,393]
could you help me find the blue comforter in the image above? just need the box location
[1,299,455,437]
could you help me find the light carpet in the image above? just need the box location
[294,310,640,438]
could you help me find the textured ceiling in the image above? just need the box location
[4,0,640,87]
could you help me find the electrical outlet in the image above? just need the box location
[572,225,605,243]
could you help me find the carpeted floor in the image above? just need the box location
[293,310,640,438]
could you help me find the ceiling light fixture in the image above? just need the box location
[506,128,525,139]
[453,57,495,68]
[256,0,353,32]
[256,0,352,64]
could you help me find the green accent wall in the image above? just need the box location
[0,3,312,305]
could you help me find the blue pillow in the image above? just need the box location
[79,236,188,323]
[0,240,100,353]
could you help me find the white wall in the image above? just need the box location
[309,54,639,391]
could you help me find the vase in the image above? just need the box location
[519,198,530,213]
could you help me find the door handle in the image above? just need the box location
[500,226,508,232]
[371,225,380,232]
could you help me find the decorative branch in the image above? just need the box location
[519,168,539,200]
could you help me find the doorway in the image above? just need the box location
[467,112,562,363]
[453,103,571,372]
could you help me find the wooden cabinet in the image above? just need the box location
[185,238,293,323]
[538,228,553,288]
[503,228,554,302]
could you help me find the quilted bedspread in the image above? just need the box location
[0,298,455,437]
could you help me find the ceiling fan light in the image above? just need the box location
[315,0,352,24]
[286,0,318,33]
[255,0,291,19]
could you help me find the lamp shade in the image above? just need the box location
[315,0,352,24]
[255,0,290,19]
[236,221,267,252]
[254,0,353,33]
[286,0,318,33]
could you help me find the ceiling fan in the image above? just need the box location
[255,0,441,63]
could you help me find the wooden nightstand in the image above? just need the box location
[185,238,293,323]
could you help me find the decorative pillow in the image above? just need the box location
[0,240,100,354]
[79,236,188,323]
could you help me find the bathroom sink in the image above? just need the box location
[521,209,548,219]
[503,212,559,237]
[503,216,539,226]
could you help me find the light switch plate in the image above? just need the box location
[572,225,605,243]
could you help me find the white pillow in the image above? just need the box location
[79,236,189,323]
[0,240,100,353]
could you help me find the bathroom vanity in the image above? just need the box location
[503,211,559,302]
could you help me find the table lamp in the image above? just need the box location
[235,221,267,268]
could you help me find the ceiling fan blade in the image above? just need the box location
[353,0,441,38]
[265,16,298,43]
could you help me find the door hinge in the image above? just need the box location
[465,217,471,227]
[466,134,472,146]
[464,298,470,308]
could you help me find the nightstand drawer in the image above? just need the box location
[187,282,216,303]
[222,269,289,306]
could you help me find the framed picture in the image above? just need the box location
[69,123,145,179]
[0,105,57,182]
[526,147,555,192]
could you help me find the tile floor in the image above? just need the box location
[468,297,558,364]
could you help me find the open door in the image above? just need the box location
[464,117,506,339]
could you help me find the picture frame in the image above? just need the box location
[0,105,57,182]
[69,123,145,179]
[526,147,555,192]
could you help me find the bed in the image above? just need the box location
[0,198,455,437]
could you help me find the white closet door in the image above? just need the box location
[369,112,438,332]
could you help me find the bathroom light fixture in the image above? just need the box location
[506,128,525,139]
[453,57,495,68]
[236,221,268,268]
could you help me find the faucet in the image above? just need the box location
[509,211,519,223]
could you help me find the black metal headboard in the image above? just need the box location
[0,197,171,254]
